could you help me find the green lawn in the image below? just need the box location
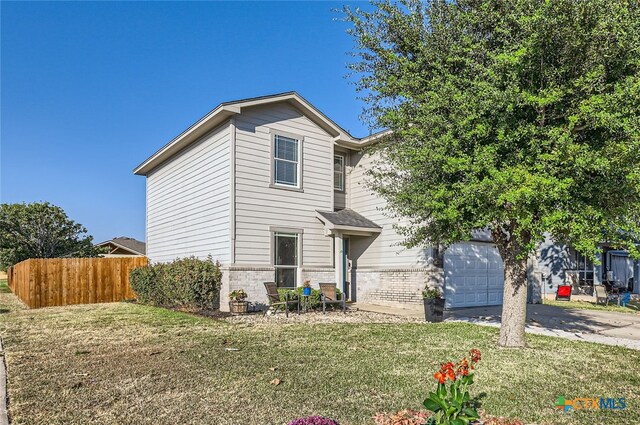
[0,283,638,425]
[544,298,640,314]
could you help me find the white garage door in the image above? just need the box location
[444,243,504,309]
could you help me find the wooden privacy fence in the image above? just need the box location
[6,257,147,309]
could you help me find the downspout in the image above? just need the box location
[230,118,236,264]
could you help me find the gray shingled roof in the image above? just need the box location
[98,237,146,255]
[316,209,381,229]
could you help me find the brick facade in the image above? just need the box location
[220,265,443,311]
[221,266,335,312]
[354,266,444,307]
[220,266,274,312]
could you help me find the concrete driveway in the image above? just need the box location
[445,304,640,349]
[354,302,640,349]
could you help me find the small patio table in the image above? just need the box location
[300,294,312,313]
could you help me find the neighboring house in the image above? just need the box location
[532,236,639,298]
[96,237,146,257]
[134,92,637,311]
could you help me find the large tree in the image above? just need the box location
[0,202,101,270]
[345,0,640,347]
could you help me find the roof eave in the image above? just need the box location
[331,225,382,235]
[231,93,350,140]
[134,92,356,176]
[315,211,382,236]
[334,128,393,150]
[95,240,145,255]
[133,106,239,176]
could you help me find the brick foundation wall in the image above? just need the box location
[221,266,335,311]
[301,268,335,284]
[355,266,444,308]
[220,266,274,311]
[220,265,443,311]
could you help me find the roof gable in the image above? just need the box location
[134,92,367,176]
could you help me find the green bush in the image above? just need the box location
[130,256,222,309]
[278,286,343,310]
[129,265,158,305]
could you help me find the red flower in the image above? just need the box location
[441,362,455,371]
[440,362,456,382]
[446,368,456,381]
[434,361,458,383]
[456,358,469,376]
[469,349,481,364]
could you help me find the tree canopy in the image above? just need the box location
[345,0,640,260]
[345,0,640,346]
[0,202,101,270]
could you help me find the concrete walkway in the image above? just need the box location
[354,302,640,350]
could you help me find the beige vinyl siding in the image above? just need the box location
[234,103,333,266]
[350,150,432,267]
[146,122,231,263]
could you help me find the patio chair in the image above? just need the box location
[594,285,619,306]
[319,282,346,314]
[263,282,299,317]
[594,285,609,305]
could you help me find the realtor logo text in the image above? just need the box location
[555,396,626,412]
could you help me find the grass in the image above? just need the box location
[1,284,639,425]
[544,298,640,314]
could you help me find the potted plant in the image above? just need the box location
[422,287,444,322]
[302,279,312,296]
[229,289,248,314]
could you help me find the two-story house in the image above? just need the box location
[134,92,507,311]
[134,92,638,311]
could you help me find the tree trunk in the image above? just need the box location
[498,251,529,348]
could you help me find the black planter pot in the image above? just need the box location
[423,298,445,322]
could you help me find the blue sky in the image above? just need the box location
[1,1,371,243]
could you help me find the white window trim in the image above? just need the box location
[334,154,345,192]
[270,227,304,288]
[270,129,304,192]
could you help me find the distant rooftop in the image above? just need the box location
[96,237,146,255]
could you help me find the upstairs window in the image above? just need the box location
[273,134,300,187]
[334,154,345,191]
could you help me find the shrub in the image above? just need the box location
[286,416,340,425]
[130,256,222,309]
[422,288,442,299]
[129,265,159,305]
